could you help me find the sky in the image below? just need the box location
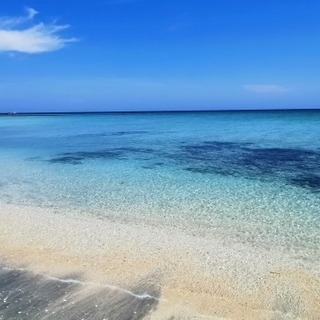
[0,0,319,112]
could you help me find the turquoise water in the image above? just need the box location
[0,111,319,255]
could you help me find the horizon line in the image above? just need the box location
[1,107,320,116]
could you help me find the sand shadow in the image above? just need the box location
[0,265,160,320]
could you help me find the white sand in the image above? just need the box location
[0,202,319,319]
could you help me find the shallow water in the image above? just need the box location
[0,111,319,257]
[0,265,158,320]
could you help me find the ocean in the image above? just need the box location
[0,110,319,319]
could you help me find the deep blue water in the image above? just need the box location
[0,111,319,255]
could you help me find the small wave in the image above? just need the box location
[47,275,159,300]
[0,264,160,319]
[2,265,159,301]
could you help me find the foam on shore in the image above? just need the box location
[0,202,319,319]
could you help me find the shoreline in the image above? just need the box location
[0,202,319,319]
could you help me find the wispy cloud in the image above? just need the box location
[0,7,75,54]
[244,85,291,94]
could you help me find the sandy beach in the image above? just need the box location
[0,202,319,319]
[1,0,320,317]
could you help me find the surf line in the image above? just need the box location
[48,276,160,301]
[1,265,161,301]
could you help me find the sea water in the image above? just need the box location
[0,111,319,259]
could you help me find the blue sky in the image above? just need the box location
[0,0,319,112]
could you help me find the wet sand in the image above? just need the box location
[0,265,158,320]
[0,202,319,319]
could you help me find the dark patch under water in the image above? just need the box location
[46,139,320,192]
[178,141,320,192]
[290,175,320,190]
[74,131,149,138]
[110,131,149,136]
[0,266,159,320]
[142,162,165,170]
[48,147,155,165]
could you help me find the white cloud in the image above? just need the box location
[0,7,75,54]
[244,84,291,94]
[0,7,36,28]
[26,7,38,19]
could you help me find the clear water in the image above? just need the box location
[0,111,319,256]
